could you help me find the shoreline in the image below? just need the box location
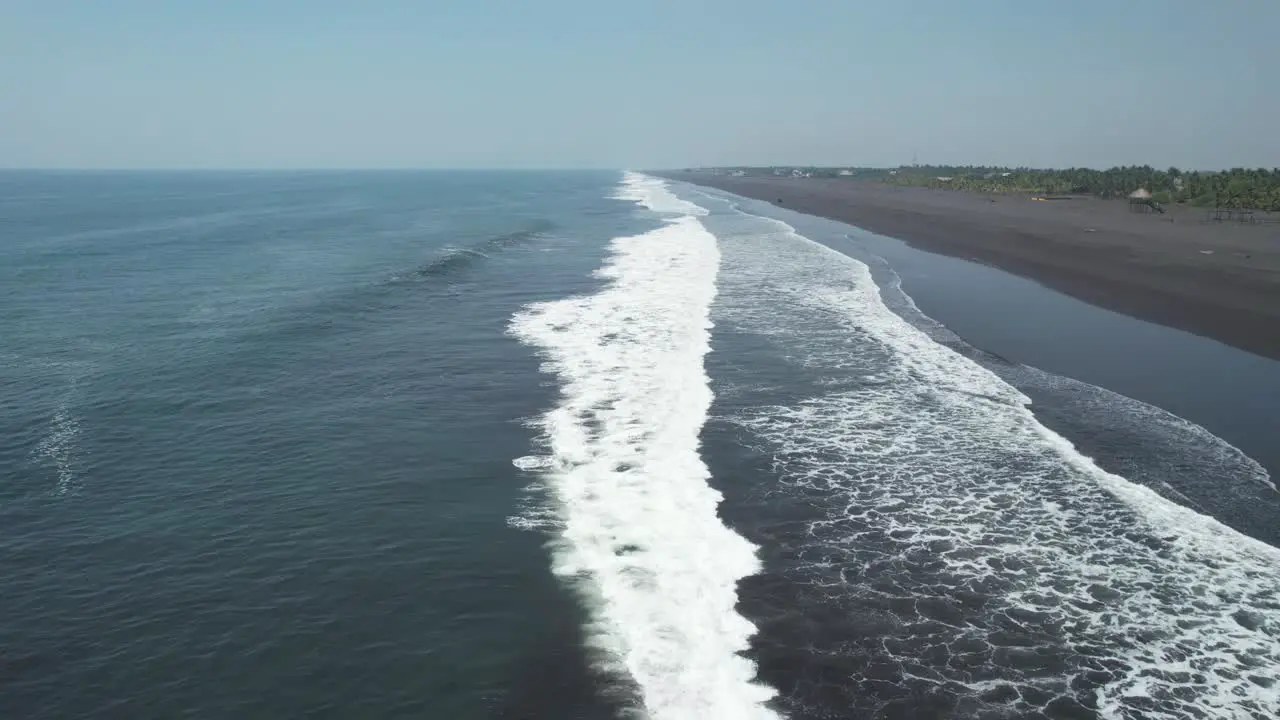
[668,174,1280,361]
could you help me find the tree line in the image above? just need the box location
[713,166,1280,211]
[877,165,1280,211]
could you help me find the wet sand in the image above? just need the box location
[671,174,1280,361]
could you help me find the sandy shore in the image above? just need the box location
[671,174,1280,361]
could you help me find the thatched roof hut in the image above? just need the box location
[1127,187,1164,213]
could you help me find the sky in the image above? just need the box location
[2,1,1277,170]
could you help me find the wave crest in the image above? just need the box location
[508,173,780,719]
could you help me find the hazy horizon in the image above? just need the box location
[3,161,1277,173]
[4,1,1277,171]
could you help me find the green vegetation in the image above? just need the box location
[882,165,1280,210]
[703,165,1280,211]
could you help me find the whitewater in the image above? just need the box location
[696,190,1280,720]
[511,173,1280,720]
[510,173,781,719]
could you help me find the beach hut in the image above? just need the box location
[1128,188,1163,214]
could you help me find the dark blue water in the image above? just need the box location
[1,171,638,719]
[5,171,1279,720]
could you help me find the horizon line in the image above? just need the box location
[5,163,1272,173]
[0,166,633,173]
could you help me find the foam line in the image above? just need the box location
[701,200,1280,719]
[510,173,780,719]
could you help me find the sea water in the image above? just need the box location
[3,170,1278,719]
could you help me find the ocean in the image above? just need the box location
[2,170,1277,720]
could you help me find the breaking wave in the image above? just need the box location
[508,173,780,719]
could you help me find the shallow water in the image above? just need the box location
[681,187,1279,719]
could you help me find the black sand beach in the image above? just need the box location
[672,174,1280,361]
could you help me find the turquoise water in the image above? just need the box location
[3,171,1278,719]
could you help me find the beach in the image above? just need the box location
[670,173,1280,361]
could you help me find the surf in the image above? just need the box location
[509,173,780,719]
[688,193,1280,719]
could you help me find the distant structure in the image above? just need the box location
[1208,208,1257,223]
[1128,188,1164,214]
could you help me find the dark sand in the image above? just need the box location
[670,174,1280,361]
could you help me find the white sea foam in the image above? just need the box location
[703,203,1280,719]
[18,357,91,496]
[509,173,779,719]
[34,402,82,496]
[612,172,710,217]
[871,257,1275,505]
[512,455,553,472]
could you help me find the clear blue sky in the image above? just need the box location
[2,0,1277,170]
